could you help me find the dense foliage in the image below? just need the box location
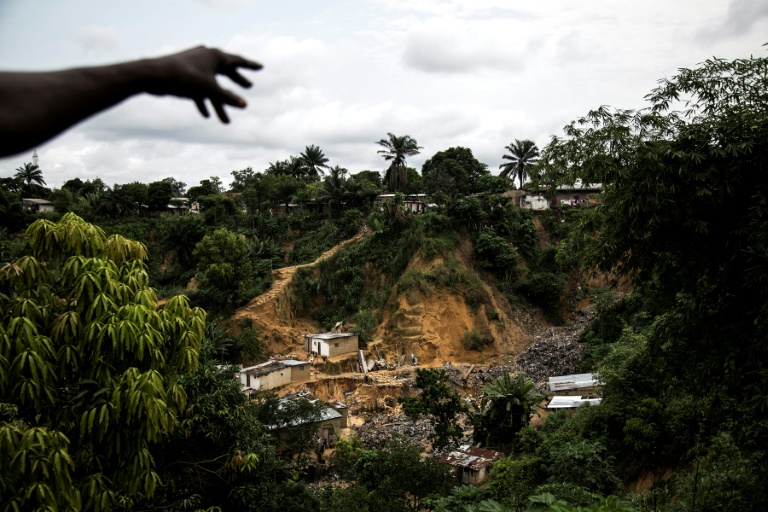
[0,214,206,510]
[399,369,468,449]
[529,51,768,509]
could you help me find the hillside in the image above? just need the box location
[227,220,557,366]
[229,229,369,354]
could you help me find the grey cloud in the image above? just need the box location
[697,0,768,41]
[402,32,522,73]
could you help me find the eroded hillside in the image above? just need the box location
[228,224,552,366]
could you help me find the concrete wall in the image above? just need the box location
[254,367,292,390]
[327,335,358,357]
[521,194,549,210]
[306,334,359,358]
[289,364,311,383]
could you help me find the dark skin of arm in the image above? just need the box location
[0,46,262,157]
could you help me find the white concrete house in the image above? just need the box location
[304,332,359,358]
[239,361,292,393]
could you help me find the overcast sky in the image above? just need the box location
[0,0,766,190]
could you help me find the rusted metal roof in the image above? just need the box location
[440,446,504,470]
[241,360,286,377]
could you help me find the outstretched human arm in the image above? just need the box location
[0,46,262,157]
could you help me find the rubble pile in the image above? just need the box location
[354,414,435,450]
[515,307,596,387]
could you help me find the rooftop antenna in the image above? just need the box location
[32,150,38,167]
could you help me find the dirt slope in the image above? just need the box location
[228,230,368,355]
[228,228,550,365]
[373,241,542,366]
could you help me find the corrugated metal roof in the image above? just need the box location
[547,396,602,409]
[555,182,603,191]
[440,447,504,470]
[266,398,343,430]
[548,373,601,391]
[241,361,286,377]
[280,359,310,366]
[304,332,357,340]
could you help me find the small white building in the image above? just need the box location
[377,194,428,213]
[239,361,292,394]
[305,332,359,358]
[22,198,55,213]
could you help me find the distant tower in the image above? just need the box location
[32,150,39,167]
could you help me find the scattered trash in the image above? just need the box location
[515,306,596,389]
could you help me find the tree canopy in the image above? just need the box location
[422,146,489,197]
[0,213,206,510]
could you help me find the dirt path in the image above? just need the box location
[229,229,369,349]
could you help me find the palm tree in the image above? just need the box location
[319,166,349,215]
[266,160,288,176]
[376,133,422,191]
[300,144,330,180]
[472,372,543,448]
[284,156,306,180]
[499,139,539,189]
[14,162,46,196]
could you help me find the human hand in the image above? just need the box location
[144,46,262,123]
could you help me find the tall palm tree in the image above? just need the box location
[300,144,330,180]
[14,162,46,196]
[376,133,422,191]
[499,139,539,189]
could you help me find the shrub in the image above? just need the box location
[235,327,266,364]
[351,309,379,345]
[475,227,519,281]
[461,329,492,351]
[515,270,566,319]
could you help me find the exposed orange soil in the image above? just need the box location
[227,227,551,368]
[228,230,368,356]
[373,237,539,366]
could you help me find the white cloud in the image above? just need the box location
[74,25,120,55]
[0,0,765,192]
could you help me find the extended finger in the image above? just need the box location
[215,87,248,108]
[226,54,263,71]
[212,100,230,124]
[224,69,253,88]
[195,98,210,118]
